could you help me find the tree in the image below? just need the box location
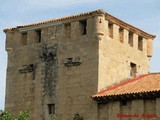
[52,114,58,120]
[73,113,83,120]
[0,110,14,120]
[16,111,30,120]
[0,110,29,120]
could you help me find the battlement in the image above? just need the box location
[4,10,155,58]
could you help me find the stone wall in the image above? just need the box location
[98,98,159,120]
[5,15,99,120]
[97,17,152,91]
[56,17,98,120]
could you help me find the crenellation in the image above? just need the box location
[64,23,71,39]
[128,31,133,47]
[5,31,15,52]
[108,22,113,39]
[133,33,138,49]
[112,24,119,40]
[86,18,94,37]
[71,21,79,39]
[27,30,36,45]
[147,38,153,58]
[142,38,147,55]
[123,29,129,44]
[119,27,124,43]
[41,27,48,42]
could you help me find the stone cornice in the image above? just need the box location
[104,13,156,39]
[3,9,156,39]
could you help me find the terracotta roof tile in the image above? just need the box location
[93,73,160,98]
[3,9,155,39]
[3,9,103,32]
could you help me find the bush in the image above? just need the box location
[0,110,30,120]
[73,113,83,120]
[52,114,58,120]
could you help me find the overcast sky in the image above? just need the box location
[0,0,160,110]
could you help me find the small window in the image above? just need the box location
[138,36,143,51]
[108,23,113,38]
[48,104,55,114]
[36,30,41,43]
[79,20,87,35]
[65,23,71,38]
[128,32,133,47]
[22,32,27,45]
[130,62,137,78]
[119,28,124,43]
[120,100,127,106]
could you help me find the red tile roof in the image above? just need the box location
[3,9,156,39]
[3,9,103,32]
[93,73,160,98]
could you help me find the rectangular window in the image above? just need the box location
[108,23,113,38]
[120,100,127,106]
[48,104,55,114]
[120,100,131,113]
[128,32,133,47]
[138,36,143,51]
[130,62,137,78]
[119,28,124,43]
[65,23,71,38]
[79,20,87,35]
[36,30,41,43]
[22,32,27,45]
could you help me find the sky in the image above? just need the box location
[0,0,160,110]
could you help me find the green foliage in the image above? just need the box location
[0,110,30,120]
[16,111,30,120]
[0,111,14,120]
[51,114,58,120]
[73,113,83,120]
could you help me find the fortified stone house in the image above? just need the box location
[4,9,160,120]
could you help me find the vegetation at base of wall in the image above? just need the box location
[73,113,83,120]
[0,110,30,120]
[51,113,83,120]
[0,111,83,120]
[52,114,58,120]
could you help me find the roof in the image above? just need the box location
[92,73,160,103]
[3,9,155,39]
[3,9,102,32]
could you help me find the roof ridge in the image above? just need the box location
[96,74,150,96]
[149,72,160,74]
[3,9,156,38]
[3,9,103,32]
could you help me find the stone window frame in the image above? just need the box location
[130,62,137,78]
[48,104,55,114]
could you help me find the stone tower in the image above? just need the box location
[4,10,155,120]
